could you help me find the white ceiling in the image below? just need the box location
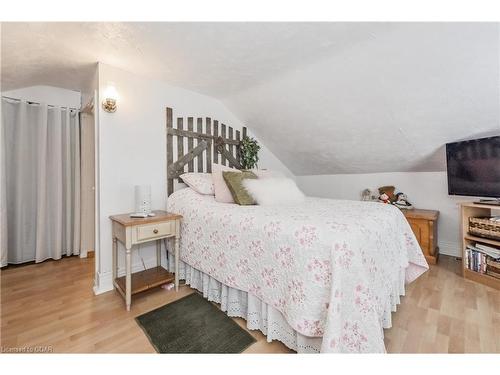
[2,22,499,175]
[1,22,395,96]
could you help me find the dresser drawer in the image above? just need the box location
[136,222,174,241]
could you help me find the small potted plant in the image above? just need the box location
[239,136,260,169]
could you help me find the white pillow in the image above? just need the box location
[180,173,214,195]
[243,177,305,206]
[212,163,241,203]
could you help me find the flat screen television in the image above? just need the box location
[446,135,500,199]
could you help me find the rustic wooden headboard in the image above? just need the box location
[166,107,247,196]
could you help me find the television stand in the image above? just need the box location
[460,202,500,291]
[474,199,500,206]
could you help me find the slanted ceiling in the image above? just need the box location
[2,22,499,175]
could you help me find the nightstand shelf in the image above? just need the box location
[115,266,175,296]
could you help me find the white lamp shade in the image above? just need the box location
[103,84,118,100]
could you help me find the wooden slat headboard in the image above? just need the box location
[166,107,247,196]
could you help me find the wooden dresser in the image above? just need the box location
[402,209,439,265]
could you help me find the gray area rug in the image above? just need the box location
[135,292,256,353]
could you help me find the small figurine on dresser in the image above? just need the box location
[378,186,396,204]
[361,188,372,201]
[376,185,414,210]
[361,188,379,201]
[393,192,413,209]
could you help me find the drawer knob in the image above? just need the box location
[153,229,159,234]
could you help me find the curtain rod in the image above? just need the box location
[1,95,80,111]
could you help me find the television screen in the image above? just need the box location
[446,136,500,198]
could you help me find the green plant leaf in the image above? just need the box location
[239,136,260,169]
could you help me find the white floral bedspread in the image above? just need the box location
[167,188,428,353]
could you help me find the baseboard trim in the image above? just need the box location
[93,271,113,295]
[438,240,461,258]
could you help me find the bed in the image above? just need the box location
[164,107,428,353]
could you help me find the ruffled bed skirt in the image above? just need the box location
[166,255,322,353]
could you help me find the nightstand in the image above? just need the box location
[109,210,182,311]
[402,209,439,265]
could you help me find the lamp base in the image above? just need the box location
[102,98,117,113]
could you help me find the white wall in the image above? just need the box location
[2,85,81,108]
[296,171,470,257]
[94,63,293,294]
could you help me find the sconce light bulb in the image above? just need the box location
[104,85,118,101]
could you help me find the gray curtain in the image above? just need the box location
[1,98,81,265]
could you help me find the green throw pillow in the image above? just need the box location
[222,171,258,205]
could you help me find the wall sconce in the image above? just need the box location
[102,84,118,113]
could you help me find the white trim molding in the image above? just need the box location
[93,270,113,295]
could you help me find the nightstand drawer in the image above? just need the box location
[136,222,173,241]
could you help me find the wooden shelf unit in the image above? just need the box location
[460,202,500,290]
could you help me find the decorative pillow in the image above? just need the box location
[222,171,258,205]
[179,173,214,195]
[243,177,305,206]
[212,163,240,203]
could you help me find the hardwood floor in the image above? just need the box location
[1,255,499,353]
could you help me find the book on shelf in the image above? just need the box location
[486,258,500,279]
[476,243,500,253]
[486,258,500,269]
[465,242,500,276]
[487,268,500,279]
[466,244,500,260]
